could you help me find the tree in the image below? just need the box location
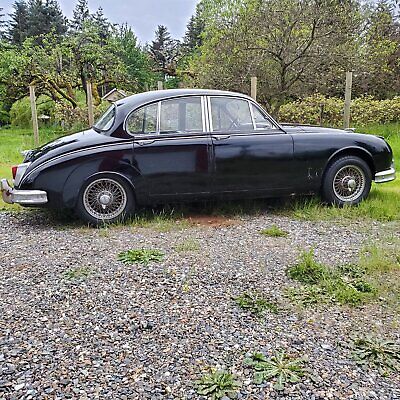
[116,24,156,91]
[148,25,180,79]
[92,7,111,43]
[70,0,90,32]
[182,13,204,54]
[188,0,362,116]
[8,1,29,44]
[354,0,400,98]
[26,0,67,39]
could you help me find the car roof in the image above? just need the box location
[115,88,253,108]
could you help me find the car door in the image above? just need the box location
[208,96,295,195]
[128,96,212,199]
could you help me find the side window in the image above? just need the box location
[127,103,158,134]
[252,104,276,130]
[160,97,203,134]
[211,97,253,132]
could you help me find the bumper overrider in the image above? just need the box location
[375,167,396,184]
[0,179,48,205]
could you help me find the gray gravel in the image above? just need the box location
[0,210,399,400]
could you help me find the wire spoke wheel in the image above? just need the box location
[333,165,366,202]
[83,178,127,221]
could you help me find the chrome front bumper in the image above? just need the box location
[0,179,48,205]
[375,168,396,184]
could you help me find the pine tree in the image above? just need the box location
[25,0,67,39]
[92,7,111,42]
[149,25,180,78]
[8,1,29,44]
[70,0,90,31]
[183,14,204,53]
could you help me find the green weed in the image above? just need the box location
[234,292,278,316]
[260,225,288,238]
[352,336,400,375]
[195,370,241,400]
[244,351,306,391]
[64,266,93,280]
[117,249,164,265]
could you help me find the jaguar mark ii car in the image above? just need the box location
[1,89,396,224]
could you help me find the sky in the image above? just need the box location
[2,0,200,43]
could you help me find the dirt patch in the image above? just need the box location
[185,214,241,227]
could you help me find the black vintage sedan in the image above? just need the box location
[1,89,396,224]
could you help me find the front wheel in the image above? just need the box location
[76,175,135,225]
[322,156,372,206]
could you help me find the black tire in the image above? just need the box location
[322,156,372,206]
[76,175,135,225]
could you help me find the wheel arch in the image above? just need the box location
[322,147,375,185]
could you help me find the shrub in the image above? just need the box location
[10,95,56,128]
[279,94,400,127]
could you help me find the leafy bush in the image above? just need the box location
[117,249,164,265]
[10,95,55,128]
[244,351,306,391]
[195,370,241,399]
[279,94,400,127]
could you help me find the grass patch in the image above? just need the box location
[64,266,93,280]
[174,238,200,252]
[351,336,400,375]
[244,351,306,391]
[117,249,164,265]
[127,209,191,232]
[260,225,288,238]
[234,291,278,316]
[195,370,240,400]
[286,249,378,306]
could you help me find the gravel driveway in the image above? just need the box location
[0,210,399,399]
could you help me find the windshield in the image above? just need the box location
[94,105,116,132]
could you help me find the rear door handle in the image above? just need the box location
[212,135,231,141]
[135,139,156,146]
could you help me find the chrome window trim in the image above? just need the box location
[248,101,281,131]
[208,95,255,133]
[125,95,206,138]
[248,100,257,130]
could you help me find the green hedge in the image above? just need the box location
[279,95,400,127]
[10,96,55,128]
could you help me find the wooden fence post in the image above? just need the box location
[29,85,39,147]
[158,81,164,90]
[251,77,257,100]
[344,71,353,129]
[87,81,95,127]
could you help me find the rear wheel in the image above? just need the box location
[322,156,372,206]
[76,175,134,225]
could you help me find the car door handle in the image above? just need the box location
[136,139,156,146]
[212,135,231,141]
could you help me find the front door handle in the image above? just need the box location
[136,139,156,146]
[212,135,231,141]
